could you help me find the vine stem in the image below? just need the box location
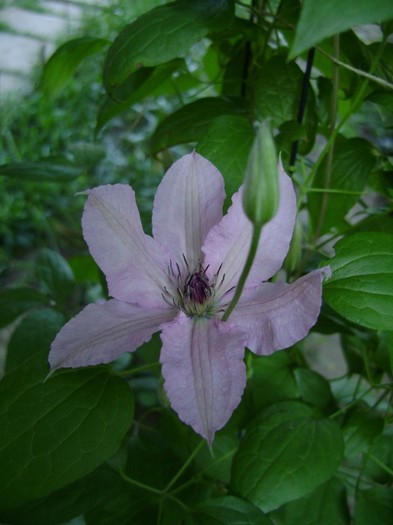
[117,362,160,377]
[164,440,205,492]
[221,223,263,322]
[313,34,340,240]
[295,34,389,277]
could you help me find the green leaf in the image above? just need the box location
[196,114,254,206]
[69,254,100,284]
[290,0,393,57]
[231,401,344,512]
[364,432,393,483]
[187,496,273,525]
[324,232,393,331]
[151,96,248,153]
[0,366,134,510]
[253,54,317,156]
[342,402,384,458]
[0,465,120,525]
[293,368,334,410]
[42,37,109,97]
[270,477,349,525]
[5,308,66,374]
[245,351,300,413]
[96,59,184,133]
[103,0,234,93]
[0,158,81,182]
[34,248,75,304]
[85,480,156,525]
[0,287,47,329]
[356,487,393,525]
[194,434,237,484]
[308,138,376,235]
[86,432,185,525]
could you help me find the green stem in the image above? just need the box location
[117,362,160,377]
[307,35,387,190]
[369,454,393,478]
[164,440,205,492]
[119,470,162,496]
[221,223,263,322]
[313,34,340,239]
[118,469,190,513]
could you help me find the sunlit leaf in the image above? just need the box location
[103,0,233,93]
[291,0,393,57]
[42,37,109,97]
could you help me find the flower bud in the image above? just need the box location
[242,121,280,227]
[284,215,302,273]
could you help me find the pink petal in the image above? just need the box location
[82,184,169,307]
[229,269,328,355]
[203,160,296,291]
[49,300,175,370]
[152,152,225,271]
[160,313,247,444]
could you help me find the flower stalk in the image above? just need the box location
[221,223,263,322]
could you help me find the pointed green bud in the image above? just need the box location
[284,216,302,273]
[242,121,280,227]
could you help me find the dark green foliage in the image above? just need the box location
[1,0,392,523]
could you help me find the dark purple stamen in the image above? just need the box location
[184,270,211,304]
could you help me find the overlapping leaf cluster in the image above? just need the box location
[0,0,392,524]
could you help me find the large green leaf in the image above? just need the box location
[103,0,233,92]
[290,0,393,57]
[293,368,334,410]
[324,232,393,330]
[42,37,109,97]
[5,308,66,374]
[96,59,184,133]
[0,465,120,525]
[196,114,254,206]
[0,158,81,182]
[245,351,300,413]
[0,365,134,510]
[253,54,317,155]
[151,96,248,153]
[308,138,376,235]
[231,401,344,512]
[0,287,47,329]
[271,478,349,525]
[186,496,273,525]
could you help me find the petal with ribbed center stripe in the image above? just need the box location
[160,313,246,444]
[49,299,175,370]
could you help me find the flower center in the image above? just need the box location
[184,270,211,304]
[162,258,227,318]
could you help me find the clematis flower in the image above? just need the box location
[49,152,329,444]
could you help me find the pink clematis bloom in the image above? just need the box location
[49,152,329,444]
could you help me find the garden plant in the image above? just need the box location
[0,0,393,524]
